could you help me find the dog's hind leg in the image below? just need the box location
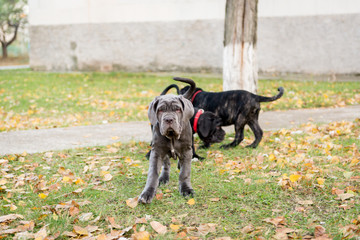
[159,156,170,185]
[246,119,263,148]
[221,116,246,148]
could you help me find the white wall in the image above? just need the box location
[29,0,225,25]
[29,0,360,26]
[29,0,360,74]
[258,0,360,17]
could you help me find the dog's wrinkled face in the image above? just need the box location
[157,99,183,139]
[148,94,194,140]
[198,112,225,145]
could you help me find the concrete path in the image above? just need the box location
[1,105,359,155]
[0,65,29,70]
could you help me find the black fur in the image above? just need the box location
[179,85,284,148]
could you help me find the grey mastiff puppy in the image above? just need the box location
[139,90,195,204]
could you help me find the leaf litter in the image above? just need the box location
[0,120,359,239]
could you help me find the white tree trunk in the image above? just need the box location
[223,0,258,93]
[223,42,258,93]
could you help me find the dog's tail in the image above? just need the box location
[160,84,180,95]
[173,77,196,100]
[255,87,284,102]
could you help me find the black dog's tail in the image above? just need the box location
[160,84,180,95]
[173,77,196,100]
[255,87,284,102]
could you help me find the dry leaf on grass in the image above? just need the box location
[289,174,301,183]
[170,224,183,232]
[78,212,93,222]
[263,216,286,227]
[297,200,313,205]
[197,223,217,236]
[150,221,167,234]
[73,225,89,236]
[132,231,150,240]
[126,197,138,208]
[241,224,254,234]
[339,193,355,201]
[34,226,47,240]
[135,217,147,224]
[156,193,163,200]
[314,225,326,238]
[0,214,24,223]
[210,198,220,202]
[62,231,77,237]
[107,216,122,229]
[69,206,80,217]
[187,198,195,205]
[103,173,113,181]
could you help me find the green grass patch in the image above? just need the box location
[1,70,359,131]
[1,120,359,239]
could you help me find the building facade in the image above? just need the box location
[29,0,360,74]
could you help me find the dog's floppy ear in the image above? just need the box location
[178,95,194,122]
[148,97,160,125]
[197,117,212,138]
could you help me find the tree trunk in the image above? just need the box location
[223,0,258,93]
[1,43,8,59]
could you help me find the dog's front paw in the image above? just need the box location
[246,143,258,148]
[179,184,195,197]
[138,187,156,204]
[193,153,205,161]
[199,144,210,149]
[220,143,232,149]
[158,175,169,185]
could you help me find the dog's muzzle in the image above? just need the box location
[211,127,226,143]
[160,114,181,139]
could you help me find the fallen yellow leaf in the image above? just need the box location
[187,198,195,205]
[317,178,325,185]
[75,178,86,185]
[289,174,301,183]
[38,193,47,199]
[170,224,183,232]
[62,176,72,183]
[269,154,276,161]
[10,203,17,211]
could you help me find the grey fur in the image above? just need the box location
[139,94,195,204]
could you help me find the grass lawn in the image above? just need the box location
[1,70,359,132]
[0,119,359,239]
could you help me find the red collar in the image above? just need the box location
[193,109,204,133]
[191,90,202,103]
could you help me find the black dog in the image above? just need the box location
[178,85,284,148]
[161,84,225,156]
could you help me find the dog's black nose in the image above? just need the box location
[164,118,173,124]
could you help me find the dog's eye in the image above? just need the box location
[176,108,181,113]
